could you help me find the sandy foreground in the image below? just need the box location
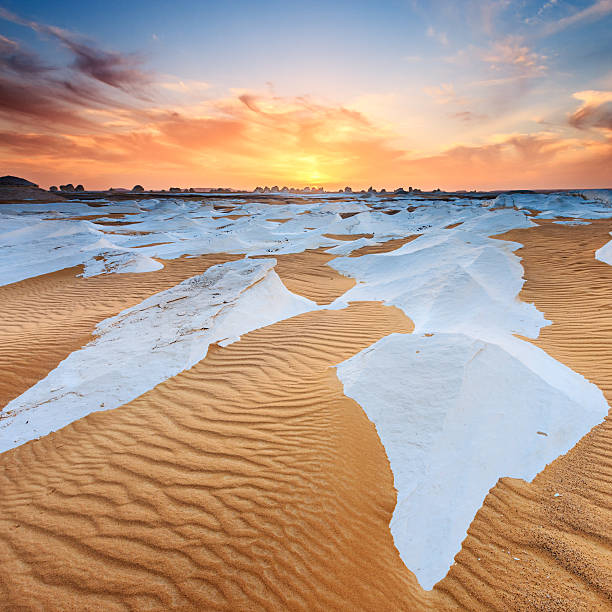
[0,195,611,610]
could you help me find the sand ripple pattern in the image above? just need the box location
[254,248,356,305]
[348,235,419,257]
[431,220,612,610]
[0,302,426,611]
[0,254,240,408]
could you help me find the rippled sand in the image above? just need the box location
[431,220,612,610]
[0,300,421,610]
[1,218,611,610]
[0,254,241,407]
[253,247,356,304]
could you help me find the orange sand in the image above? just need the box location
[430,220,612,610]
[323,233,374,241]
[0,254,240,408]
[350,235,419,257]
[1,221,611,610]
[253,248,356,305]
[0,302,421,610]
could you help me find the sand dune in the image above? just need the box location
[0,302,422,610]
[0,259,320,452]
[2,195,612,610]
[431,219,612,610]
[254,248,356,304]
[0,254,240,408]
[322,233,374,241]
[349,235,419,257]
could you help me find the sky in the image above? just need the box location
[0,0,610,190]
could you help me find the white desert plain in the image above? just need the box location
[1,189,612,610]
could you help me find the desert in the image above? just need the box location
[2,0,612,608]
[1,186,611,610]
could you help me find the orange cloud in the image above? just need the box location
[0,91,411,189]
[3,96,609,191]
[483,36,547,78]
[569,90,612,131]
[0,10,609,192]
[405,132,611,189]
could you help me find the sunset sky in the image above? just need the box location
[1,0,610,190]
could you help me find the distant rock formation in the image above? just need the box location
[49,186,58,192]
[169,187,182,193]
[60,184,75,192]
[75,184,84,192]
[0,175,65,202]
[344,186,352,193]
[0,176,37,187]
[132,185,145,192]
[281,186,289,193]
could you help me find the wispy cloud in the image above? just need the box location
[476,0,512,36]
[569,90,612,130]
[537,0,559,18]
[0,7,150,93]
[0,33,51,75]
[423,83,466,105]
[158,79,211,94]
[0,7,154,129]
[541,0,612,35]
[426,26,448,46]
[483,36,547,78]
[524,0,559,25]
[450,110,488,122]
[444,36,547,85]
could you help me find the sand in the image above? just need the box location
[429,219,612,610]
[0,254,241,408]
[0,301,422,610]
[322,233,374,241]
[349,235,419,257]
[253,248,356,304]
[1,207,611,610]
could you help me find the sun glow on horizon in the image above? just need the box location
[0,1,610,190]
